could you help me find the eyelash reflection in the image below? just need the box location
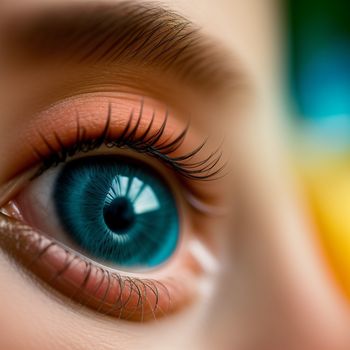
[32,101,225,180]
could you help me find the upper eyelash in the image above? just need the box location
[32,101,226,180]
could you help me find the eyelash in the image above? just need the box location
[0,214,188,321]
[32,101,225,180]
[0,99,218,321]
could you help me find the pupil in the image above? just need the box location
[103,197,135,232]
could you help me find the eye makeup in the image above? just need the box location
[18,93,225,183]
[0,91,226,322]
[32,97,224,181]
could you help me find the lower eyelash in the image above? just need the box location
[0,213,192,321]
[32,101,225,180]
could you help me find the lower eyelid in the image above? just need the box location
[0,214,197,321]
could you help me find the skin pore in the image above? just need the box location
[0,1,350,350]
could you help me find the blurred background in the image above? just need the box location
[286,0,350,299]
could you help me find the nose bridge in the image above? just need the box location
[201,149,350,350]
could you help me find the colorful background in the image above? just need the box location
[287,0,350,298]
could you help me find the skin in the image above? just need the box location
[0,1,349,349]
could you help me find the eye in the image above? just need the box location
[20,155,179,269]
[0,93,226,322]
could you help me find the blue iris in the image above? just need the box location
[53,156,179,268]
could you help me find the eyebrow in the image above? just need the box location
[3,1,242,92]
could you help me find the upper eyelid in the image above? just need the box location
[32,101,225,181]
[0,91,229,207]
[2,1,242,93]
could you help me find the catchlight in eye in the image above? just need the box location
[53,155,179,268]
